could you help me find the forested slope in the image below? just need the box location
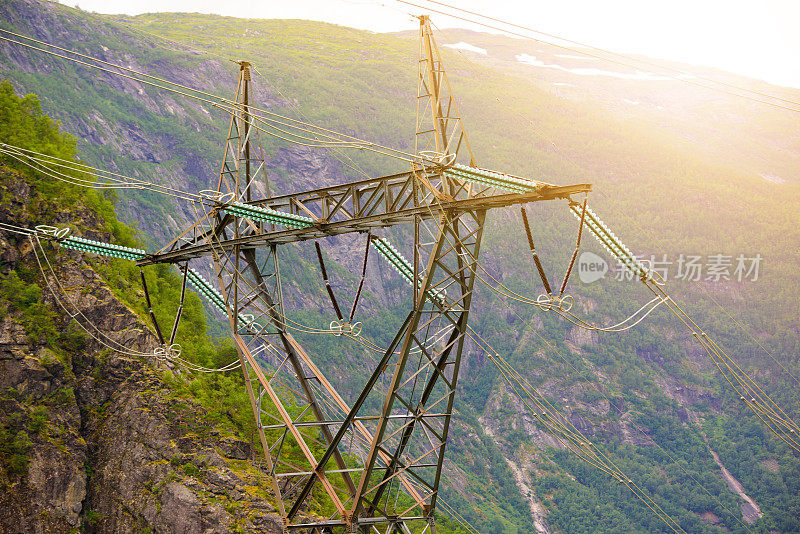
[1,1,799,532]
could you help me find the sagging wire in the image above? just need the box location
[29,234,154,357]
[169,351,242,373]
[346,210,681,526]
[698,285,800,388]
[0,142,208,205]
[488,351,687,533]
[539,305,757,531]
[408,180,688,531]
[199,200,447,355]
[462,221,664,331]
[509,94,800,456]
[443,174,797,450]
[198,234,446,510]
[408,188,751,528]
[198,206,348,338]
[415,190,660,333]
[521,196,667,331]
[472,280,756,532]
[208,172,674,529]
[33,232,218,371]
[5,223,242,373]
[437,188,800,452]
[18,225,171,363]
[0,29,443,167]
[463,324,687,533]
[646,286,800,453]
[570,189,799,450]
[0,40,347,159]
[12,18,795,453]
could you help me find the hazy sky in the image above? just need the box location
[57,0,800,88]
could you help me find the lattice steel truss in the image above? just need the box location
[138,17,590,533]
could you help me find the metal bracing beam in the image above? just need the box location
[287,311,414,520]
[138,178,588,265]
[348,203,485,526]
[211,240,350,520]
[209,223,430,527]
[242,248,357,499]
[208,62,361,527]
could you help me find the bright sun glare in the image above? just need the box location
[57,0,800,88]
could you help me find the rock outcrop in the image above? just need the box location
[0,165,283,533]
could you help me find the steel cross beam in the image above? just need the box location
[138,171,588,266]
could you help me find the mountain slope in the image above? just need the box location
[0,86,295,532]
[1,1,799,532]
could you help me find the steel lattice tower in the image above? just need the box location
[141,17,589,533]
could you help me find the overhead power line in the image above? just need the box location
[0,28,440,166]
[394,0,800,113]
[0,142,206,203]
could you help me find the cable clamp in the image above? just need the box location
[536,293,574,312]
[199,190,235,204]
[239,314,264,334]
[154,344,182,361]
[418,150,456,166]
[34,225,70,240]
[330,320,363,337]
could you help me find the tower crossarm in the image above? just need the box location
[139,168,590,266]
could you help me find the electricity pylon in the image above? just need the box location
[141,16,589,533]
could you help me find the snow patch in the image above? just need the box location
[443,42,487,55]
[760,173,787,184]
[515,53,674,81]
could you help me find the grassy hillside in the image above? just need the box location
[1,1,799,532]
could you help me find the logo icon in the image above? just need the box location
[577,251,608,284]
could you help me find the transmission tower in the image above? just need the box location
[140,16,589,533]
[3,14,799,533]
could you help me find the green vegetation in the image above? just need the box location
[0,79,361,521]
[2,4,800,532]
[0,415,31,477]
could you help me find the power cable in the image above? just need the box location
[378,194,687,530]
[30,235,154,357]
[409,163,754,528]
[0,142,206,204]
[415,0,800,108]
[510,86,800,398]
[393,0,800,113]
[697,286,800,388]
[480,277,754,531]
[465,328,687,533]
[0,28,443,165]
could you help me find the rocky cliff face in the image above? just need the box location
[0,165,283,533]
